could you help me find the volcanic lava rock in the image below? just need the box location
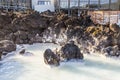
[110,23,120,32]
[0,10,120,59]
[83,24,120,55]
[0,12,12,29]
[0,40,16,52]
[103,45,120,57]
[60,41,83,61]
[30,34,43,43]
[14,30,29,44]
[57,13,68,21]
[44,49,60,66]
[19,49,26,55]
[41,10,54,16]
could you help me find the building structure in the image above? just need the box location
[0,0,120,12]
[32,0,55,13]
[0,0,55,12]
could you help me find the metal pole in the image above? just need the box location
[78,0,80,16]
[118,0,120,10]
[28,0,32,9]
[98,0,100,9]
[109,0,111,10]
[88,0,90,10]
[58,0,60,13]
[68,0,70,16]
[24,0,26,8]
[16,0,19,11]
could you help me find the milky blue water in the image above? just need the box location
[0,43,120,80]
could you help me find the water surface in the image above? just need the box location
[0,43,120,80]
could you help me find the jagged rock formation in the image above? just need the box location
[0,11,48,44]
[84,24,120,57]
[0,10,120,58]
[59,41,83,61]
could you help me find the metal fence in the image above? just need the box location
[0,0,31,11]
[88,11,120,24]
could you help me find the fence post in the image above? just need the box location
[103,11,104,24]
[68,0,70,16]
[109,11,110,23]
[78,0,80,16]
[117,11,118,23]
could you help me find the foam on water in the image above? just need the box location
[0,43,120,80]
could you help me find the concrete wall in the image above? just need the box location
[32,0,38,9]
[32,0,55,12]
[34,5,55,13]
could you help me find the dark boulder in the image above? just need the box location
[43,49,60,66]
[60,41,83,61]
[0,40,16,52]
[19,49,26,55]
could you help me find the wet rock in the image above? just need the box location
[2,52,8,56]
[44,49,60,66]
[110,23,120,32]
[19,49,33,56]
[0,40,16,52]
[60,41,83,61]
[116,51,120,57]
[103,45,120,57]
[19,49,26,55]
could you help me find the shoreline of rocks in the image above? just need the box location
[0,10,120,61]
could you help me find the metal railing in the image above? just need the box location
[0,1,31,11]
[88,11,120,24]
